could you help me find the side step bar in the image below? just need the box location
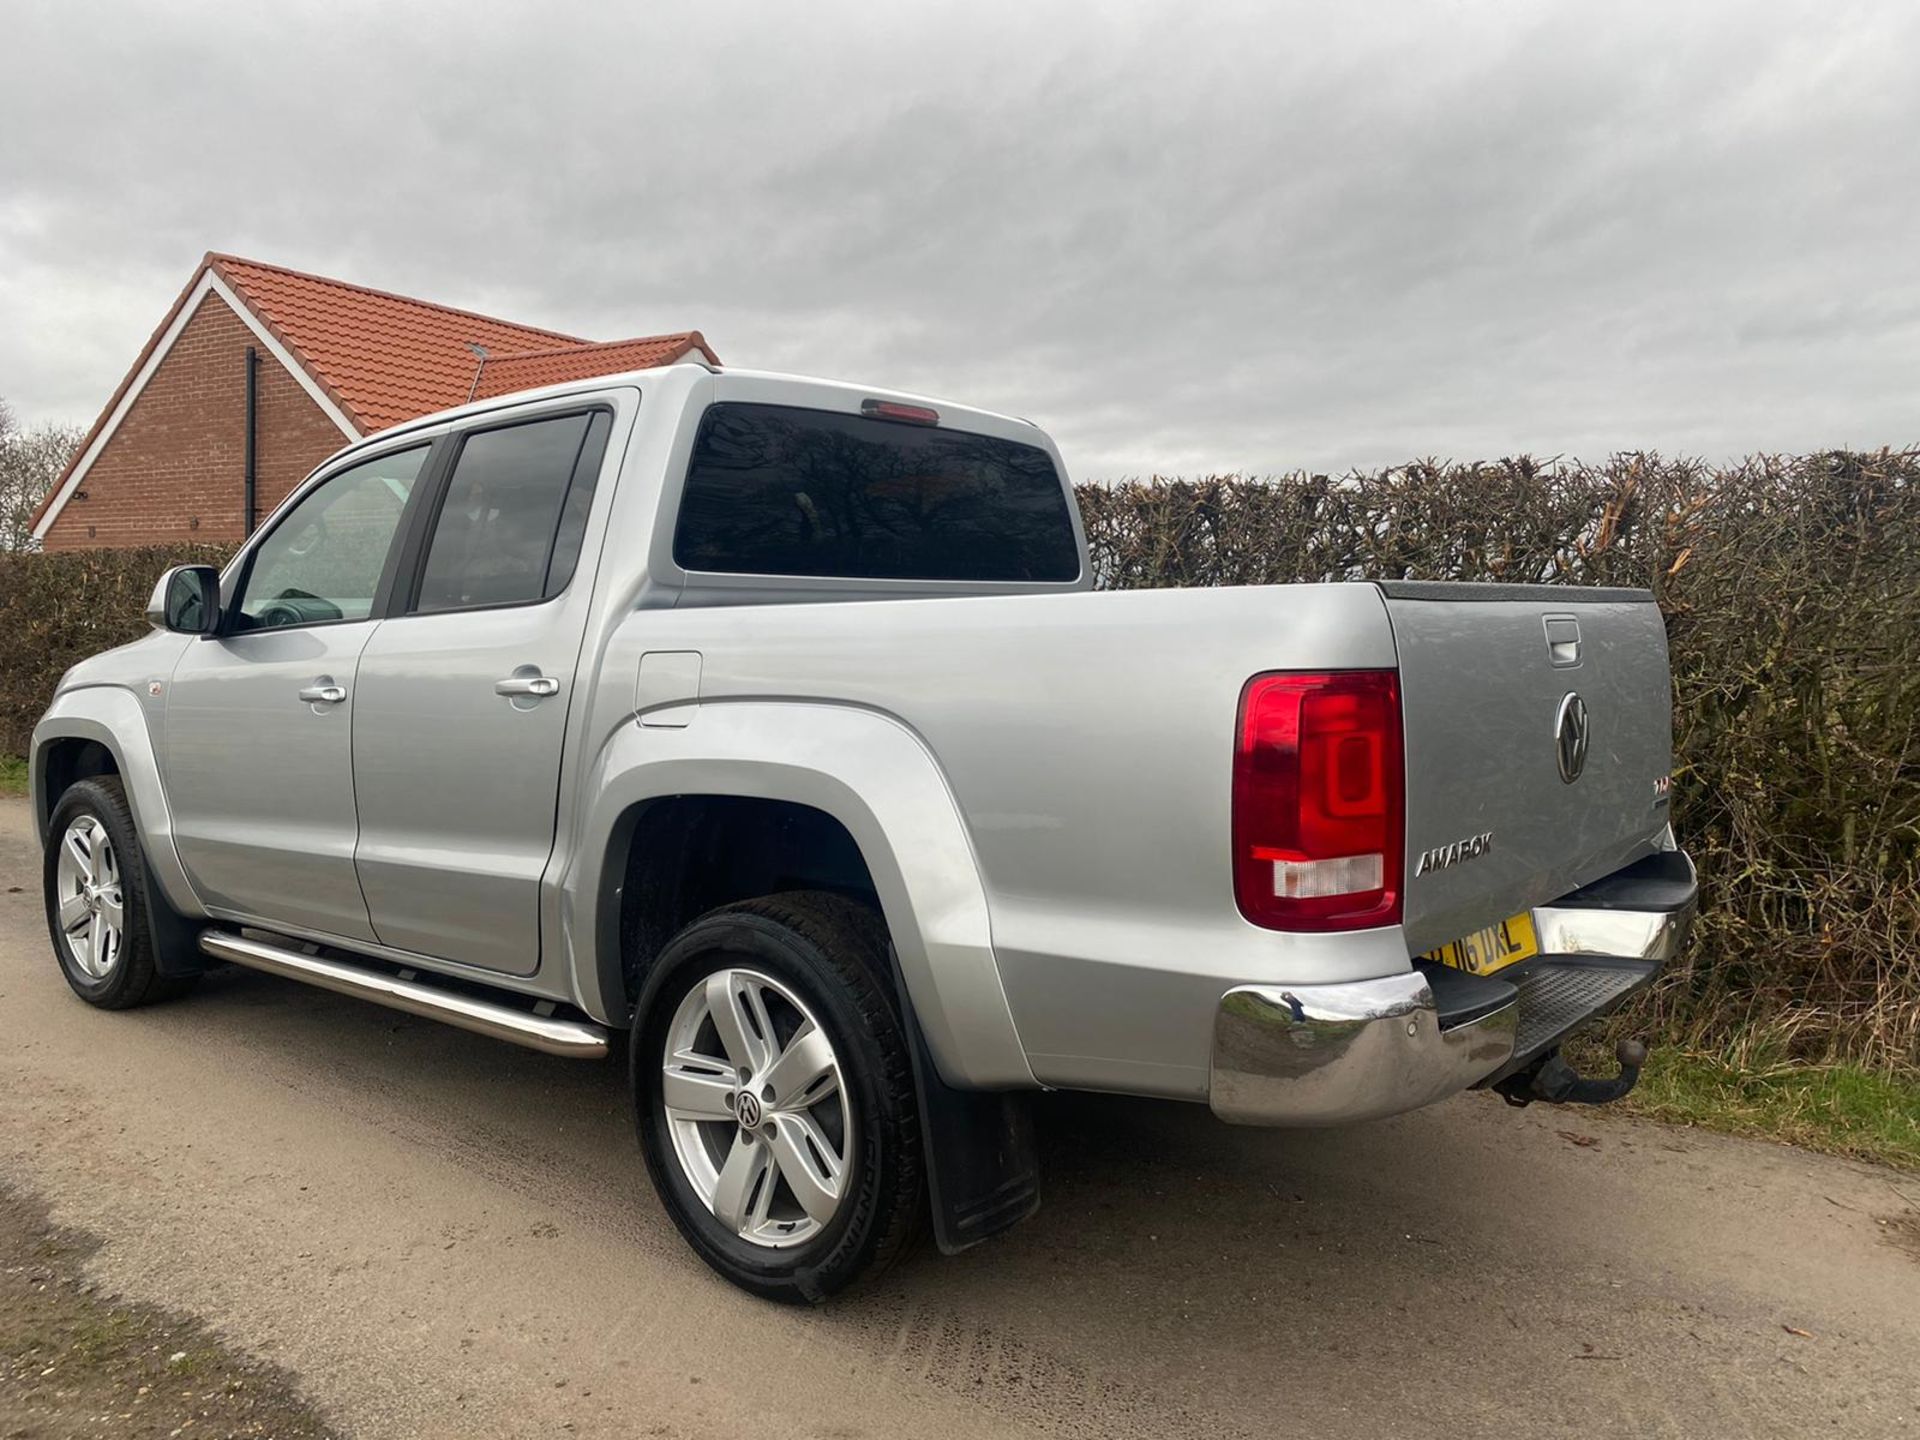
[197,930,611,1060]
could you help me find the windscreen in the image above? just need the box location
[673,402,1081,582]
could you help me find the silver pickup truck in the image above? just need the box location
[32,362,1697,1301]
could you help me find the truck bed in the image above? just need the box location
[586,579,1672,1098]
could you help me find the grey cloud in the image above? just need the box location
[3,0,1917,479]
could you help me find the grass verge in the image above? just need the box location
[1616,1048,1920,1172]
[0,756,24,799]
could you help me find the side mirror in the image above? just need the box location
[146,565,222,636]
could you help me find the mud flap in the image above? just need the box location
[142,854,207,979]
[891,958,1041,1255]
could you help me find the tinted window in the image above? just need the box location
[544,411,613,596]
[235,446,427,629]
[673,403,1080,582]
[415,412,606,612]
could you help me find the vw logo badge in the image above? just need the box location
[1555,692,1590,784]
[735,1089,763,1129]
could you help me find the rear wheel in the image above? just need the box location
[632,892,923,1303]
[43,777,197,1010]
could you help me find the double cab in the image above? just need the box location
[33,361,1696,1300]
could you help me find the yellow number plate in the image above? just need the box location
[1423,911,1540,976]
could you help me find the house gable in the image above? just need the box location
[38,290,351,550]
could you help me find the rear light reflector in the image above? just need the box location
[1232,670,1404,932]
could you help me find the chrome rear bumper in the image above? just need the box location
[1210,972,1516,1126]
[1208,850,1697,1127]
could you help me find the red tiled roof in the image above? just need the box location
[214,254,718,429]
[210,254,591,433]
[470,333,716,401]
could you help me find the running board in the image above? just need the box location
[196,930,610,1060]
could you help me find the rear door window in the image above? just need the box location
[414,411,609,612]
[673,403,1080,582]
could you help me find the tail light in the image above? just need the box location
[1232,670,1404,932]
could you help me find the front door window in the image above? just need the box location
[234,446,428,629]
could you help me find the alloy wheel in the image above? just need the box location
[54,815,124,980]
[660,966,852,1249]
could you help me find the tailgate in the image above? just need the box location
[1380,582,1674,954]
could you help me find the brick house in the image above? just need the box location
[30,254,718,550]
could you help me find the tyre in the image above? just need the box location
[43,777,198,1010]
[632,892,923,1303]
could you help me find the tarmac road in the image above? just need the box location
[1,796,1915,1438]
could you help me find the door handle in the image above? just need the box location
[1544,615,1582,667]
[495,674,561,698]
[298,682,347,704]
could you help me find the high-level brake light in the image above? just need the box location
[860,398,940,426]
[1232,670,1404,932]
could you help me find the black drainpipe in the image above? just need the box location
[243,346,259,536]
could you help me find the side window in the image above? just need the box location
[234,446,428,629]
[413,411,609,613]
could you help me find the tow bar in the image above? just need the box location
[1497,1038,1649,1107]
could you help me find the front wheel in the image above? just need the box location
[43,776,197,1010]
[632,893,923,1303]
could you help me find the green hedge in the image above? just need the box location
[4,449,1914,1070]
[0,544,234,757]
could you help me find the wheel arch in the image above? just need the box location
[566,702,1034,1091]
[33,735,118,830]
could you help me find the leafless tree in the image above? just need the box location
[0,398,85,551]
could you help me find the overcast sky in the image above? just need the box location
[4,0,1917,478]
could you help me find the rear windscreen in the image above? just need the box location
[673,402,1081,582]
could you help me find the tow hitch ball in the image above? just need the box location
[1498,1039,1649,1108]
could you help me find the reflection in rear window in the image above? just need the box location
[673,403,1081,582]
